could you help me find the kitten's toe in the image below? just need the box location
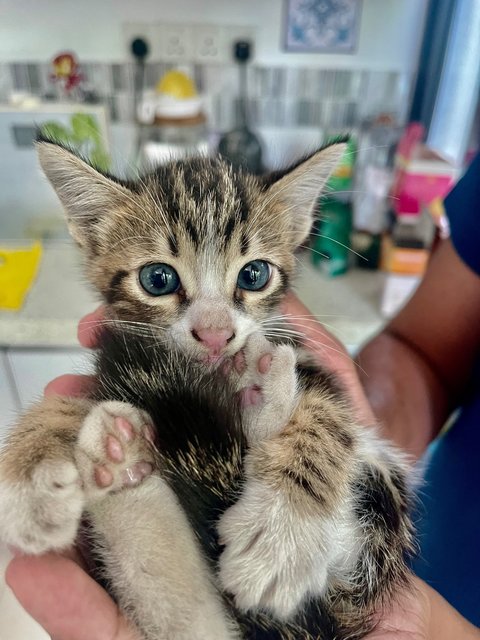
[75,401,155,499]
[0,458,84,554]
[236,334,298,441]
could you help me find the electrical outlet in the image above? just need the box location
[123,22,257,64]
[123,23,150,58]
[193,25,223,62]
[159,24,194,61]
[222,26,257,62]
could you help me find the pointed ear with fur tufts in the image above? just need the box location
[264,141,347,247]
[36,140,134,250]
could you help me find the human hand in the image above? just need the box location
[6,550,140,640]
[280,290,376,425]
[365,574,480,640]
[364,575,430,639]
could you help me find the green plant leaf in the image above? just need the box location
[89,147,110,171]
[71,113,101,144]
[39,122,72,145]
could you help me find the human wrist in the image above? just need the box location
[425,580,480,639]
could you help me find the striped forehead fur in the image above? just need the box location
[139,156,278,250]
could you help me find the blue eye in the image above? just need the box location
[237,260,271,291]
[139,263,180,296]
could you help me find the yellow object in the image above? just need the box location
[156,70,197,99]
[0,242,43,311]
[428,196,446,223]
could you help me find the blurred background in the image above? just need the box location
[0,1,480,635]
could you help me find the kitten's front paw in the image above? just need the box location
[75,401,156,499]
[233,333,298,442]
[0,400,155,555]
[218,479,329,619]
[0,456,85,554]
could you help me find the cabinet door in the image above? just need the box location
[6,348,94,410]
[0,350,19,441]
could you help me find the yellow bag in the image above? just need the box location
[0,242,43,311]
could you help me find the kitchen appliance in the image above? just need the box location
[218,40,262,174]
[0,102,109,240]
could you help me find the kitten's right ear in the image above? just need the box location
[37,141,133,249]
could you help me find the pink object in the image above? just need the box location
[239,385,263,408]
[192,327,234,354]
[394,171,456,216]
[392,126,458,217]
[396,123,424,164]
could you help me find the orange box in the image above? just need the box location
[380,236,429,275]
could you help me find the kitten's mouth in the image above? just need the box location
[200,354,226,365]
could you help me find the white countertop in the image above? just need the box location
[0,242,386,349]
[0,242,98,347]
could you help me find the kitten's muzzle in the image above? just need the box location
[191,327,235,356]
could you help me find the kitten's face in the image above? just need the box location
[38,143,344,360]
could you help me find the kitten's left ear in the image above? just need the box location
[265,142,347,246]
[36,140,134,250]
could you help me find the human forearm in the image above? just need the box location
[356,239,480,459]
[426,580,480,639]
[356,330,450,458]
[366,575,480,639]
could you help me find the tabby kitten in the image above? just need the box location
[0,140,414,639]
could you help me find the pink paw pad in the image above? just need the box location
[257,353,272,374]
[95,465,113,488]
[122,462,153,486]
[106,435,124,462]
[238,385,263,408]
[92,416,155,489]
[115,416,135,442]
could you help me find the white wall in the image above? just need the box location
[0,0,426,71]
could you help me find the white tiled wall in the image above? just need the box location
[6,349,94,409]
[0,348,93,442]
[0,352,18,442]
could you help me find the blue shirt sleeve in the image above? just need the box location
[445,153,480,275]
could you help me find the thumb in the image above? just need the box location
[6,554,139,640]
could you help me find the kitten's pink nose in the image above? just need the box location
[191,327,235,354]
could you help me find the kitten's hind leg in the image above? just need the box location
[0,396,92,553]
[88,476,240,640]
